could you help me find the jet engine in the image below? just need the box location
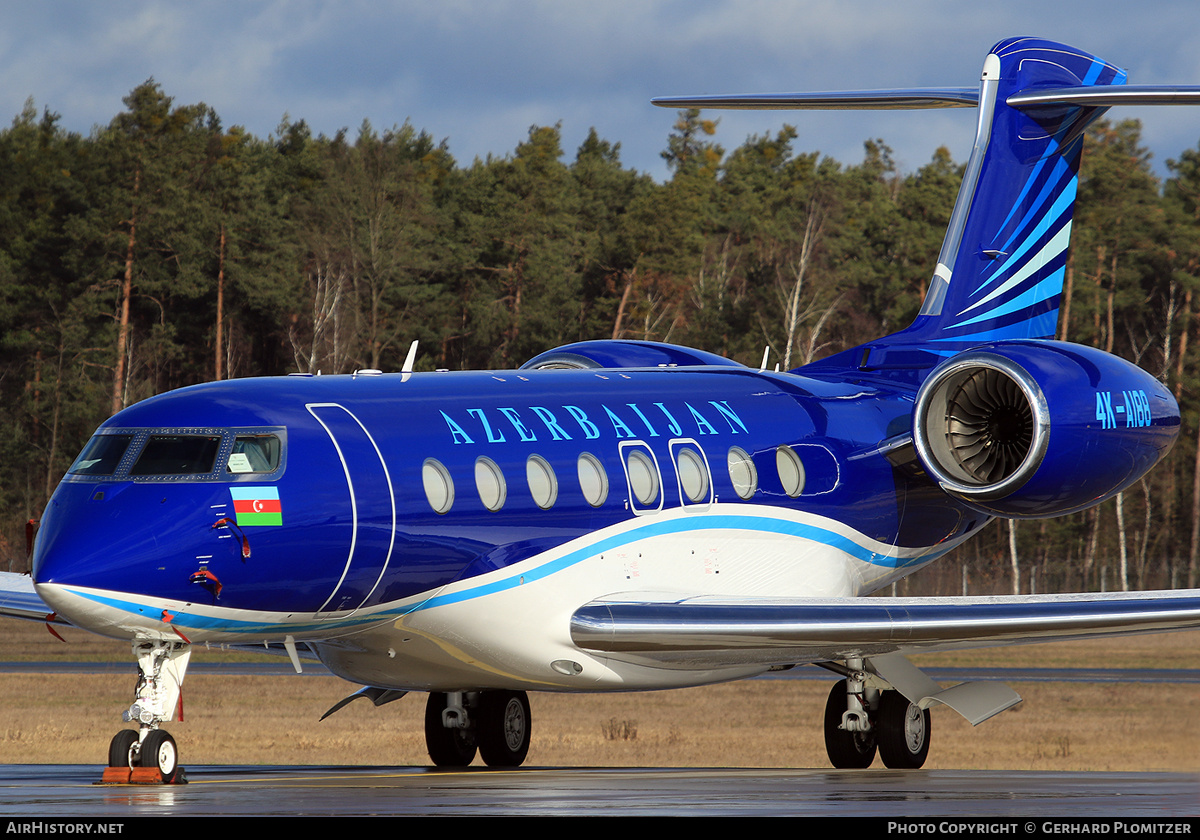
[912,341,1179,518]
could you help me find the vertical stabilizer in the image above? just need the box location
[881,38,1125,355]
[650,38,1199,374]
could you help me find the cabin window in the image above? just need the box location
[577,452,608,508]
[69,434,134,476]
[625,449,660,506]
[776,445,805,497]
[526,455,558,510]
[475,456,507,512]
[422,458,455,514]
[675,446,710,504]
[727,446,757,500]
[129,435,222,476]
[227,434,281,474]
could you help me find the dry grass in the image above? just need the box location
[0,622,1195,770]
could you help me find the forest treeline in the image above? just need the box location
[2,81,1199,594]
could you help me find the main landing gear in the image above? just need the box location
[103,641,190,784]
[425,690,532,768]
[822,659,931,770]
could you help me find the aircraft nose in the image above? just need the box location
[30,482,234,636]
[31,487,153,590]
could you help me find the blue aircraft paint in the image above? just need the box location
[22,39,1185,690]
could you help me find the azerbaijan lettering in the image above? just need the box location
[439,401,748,445]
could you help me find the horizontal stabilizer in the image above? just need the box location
[652,88,979,111]
[1008,84,1200,109]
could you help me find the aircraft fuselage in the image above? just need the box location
[31,364,989,690]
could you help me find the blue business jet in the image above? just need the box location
[4,37,1200,780]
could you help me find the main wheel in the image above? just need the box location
[823,679,876,769]
[137,729,178,782]
[424,692,477,767]
[877,690,931,769]
[477,690,531,767]
[108,729,138,768]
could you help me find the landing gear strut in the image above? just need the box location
[822,661,931,770]
[424,690,532,768]
[104,641,190,783]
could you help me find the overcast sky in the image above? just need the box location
[4,1,1200,180]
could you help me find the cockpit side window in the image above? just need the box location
[227,435,281,474]
[129,435,222,476]
[68,434,134,476]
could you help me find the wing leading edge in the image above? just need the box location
[570,590,1200,667]
[0,571,67,624]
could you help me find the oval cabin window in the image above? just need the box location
[577,452,608,508]
[727,446,758,500]
[776,445,805,498]
[676,447,710,503]
[526,454,558,510]
[422,458,455,514]
[626,450,660,506]
[475,456,507,512]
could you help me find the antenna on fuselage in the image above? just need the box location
[759,346,770,372]
[401,340,419,382]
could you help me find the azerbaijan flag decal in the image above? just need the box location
[230,486,282,526]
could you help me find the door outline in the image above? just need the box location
[306,403,396,617]
[618,440,664,516]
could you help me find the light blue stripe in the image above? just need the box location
[994,156,1069,257]
[930,308,1059,343]
[62,514,948,634]
[950,267,1065,329]
[416,514,926,611]
[970,181,1076,300]
[987,139,1063,257]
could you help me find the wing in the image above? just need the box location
[571,589,1200,725]
[0,571,69,624]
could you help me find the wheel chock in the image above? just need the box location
[97,766,188,785]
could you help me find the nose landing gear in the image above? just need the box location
[100,641,190,784]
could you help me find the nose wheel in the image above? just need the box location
[105,728,182,784]
[107,729,138,768]
[139,730,179,782]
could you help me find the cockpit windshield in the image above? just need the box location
[129,435,222,476]
[68,434,134,476]
[65,428,285,482]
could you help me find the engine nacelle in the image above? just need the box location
[912,341,1179,518]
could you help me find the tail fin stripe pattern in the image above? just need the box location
[883,38,1128,350]
[960,190,1075,317]
[988,151,1070,264]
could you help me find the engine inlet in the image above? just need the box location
[913,353,1048,500]
[944,368,1034,484]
